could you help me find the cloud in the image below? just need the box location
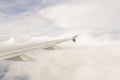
[39,0,120,33]
[0,61,12,80]
[0,45,120,80]
[0,0,119,45]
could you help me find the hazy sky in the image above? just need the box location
[0,0,119,45]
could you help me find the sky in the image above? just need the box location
[0,0,120,80]
[0,0,119,45]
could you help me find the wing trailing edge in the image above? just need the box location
[0,35,78,61]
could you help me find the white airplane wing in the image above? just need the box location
[0,35,78,61]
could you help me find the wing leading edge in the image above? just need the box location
[0,35,78,61]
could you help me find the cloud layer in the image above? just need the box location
[0,45,120,80]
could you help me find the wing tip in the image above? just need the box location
[72,35,78,42]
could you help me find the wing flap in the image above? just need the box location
[44,46,61,50]
[6,54,33,61]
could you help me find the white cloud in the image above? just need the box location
[1,45,120,80]
[0,0,119,45]
[0,14,47,36]
[39,0,120,32]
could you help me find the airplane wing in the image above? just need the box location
[0,35,78,61]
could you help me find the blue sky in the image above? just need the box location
[0,0,72,15]
[0,0,46,15]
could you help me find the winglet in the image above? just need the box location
[72,35,78,42]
